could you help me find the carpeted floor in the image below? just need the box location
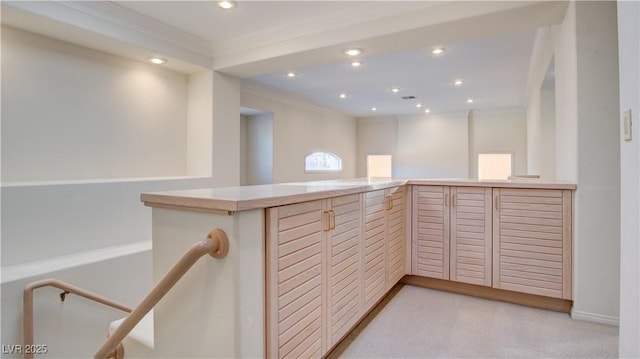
[328,285,619,358]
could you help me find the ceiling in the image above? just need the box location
[247,29,536,117]
[2,1,565,118]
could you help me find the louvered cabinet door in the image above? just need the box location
[326,194,362,347]
[412,186,450,279]
[450,187,492,286]
[362,189,387,310]
[266,200,325,359]
[493,188,572,300]
[387,186,406,289]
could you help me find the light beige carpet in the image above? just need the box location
[328,285,618,358]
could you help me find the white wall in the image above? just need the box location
[534,1,620,324]
[241,85,357,183]
[572,1,621,325]
[356,117,397,177]
[187,70,214,177]
[553,4,579,183]
[1,177,214,266]
[526,91,541,175]
[1,250,152,358]
[469,108,527,178]
[526,29,558,179]
[240,115,249,185]
[1,26,189,182]
[540,86,557,179]
[395,113,469,178]
[357,109,526,179]
[245,113,273,185]
[212,72,242,186]
[617,0,640,356]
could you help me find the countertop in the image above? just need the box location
[141,178,576,213]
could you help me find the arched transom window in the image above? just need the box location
[305,151,343,173]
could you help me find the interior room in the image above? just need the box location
[1,1,637,358]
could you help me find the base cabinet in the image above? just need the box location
[492,188,572,300]
[266,200,325,359]
[267,188,406,359]
[412,186,492,286]
[363,190,387,309]
[327,194,362,347]
[363,187,406,307]
[411,185,450,279]
[412,185,573,300]
[386,186,406,289]
[450,187,493,286]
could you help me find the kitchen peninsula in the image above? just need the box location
[141,178,575,358]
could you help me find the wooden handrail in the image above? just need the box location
[23,279,134,359]
[94,229,229,359]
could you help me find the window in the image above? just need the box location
[305,151,342,172]
[478,153,512,180]
[367,155,392,177]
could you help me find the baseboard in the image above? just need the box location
[401,275,573,313]
[571,309,620,327]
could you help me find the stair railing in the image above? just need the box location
[93,228,229,359]
[23,279,134,359]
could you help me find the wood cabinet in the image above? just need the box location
[412,185,450,279]
[412,185,572,300]
[386,186,406,289]
[266,188,405,358]
[363,187,406,308]
[363,190,387,309]
[450,187,492,286]
[492,188,572,300]
[326,194,362,347]
[264,183,573,359]
[412,186,492,286]
[266,200,325,359]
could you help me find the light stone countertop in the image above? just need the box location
[141,178,576,213]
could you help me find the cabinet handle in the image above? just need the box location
[329,209,336,230]
[452,194,456,208]
[323,210,331,231]
[384,196,390,210]
[445,193,449,207]
[390,196,394,210]
[495,196,499,210]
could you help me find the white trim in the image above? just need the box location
[1,176,212,188]
[1,241,152,284]
[571,309,620,327]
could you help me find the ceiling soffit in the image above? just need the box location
[2,1,568,78]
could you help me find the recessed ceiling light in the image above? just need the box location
[416,103,422,108]
[217,1,236,9]
[371,107,377,111]
[390,87,400,93]
[432,48,445,55]
[425,109,431,113]
[148,57,167,65]
[467,98,474,103]
[339,93,347,99]
[344,48,363,57]
[286,72,297,78]
[350,60,363,68]
[454,79,464,86]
